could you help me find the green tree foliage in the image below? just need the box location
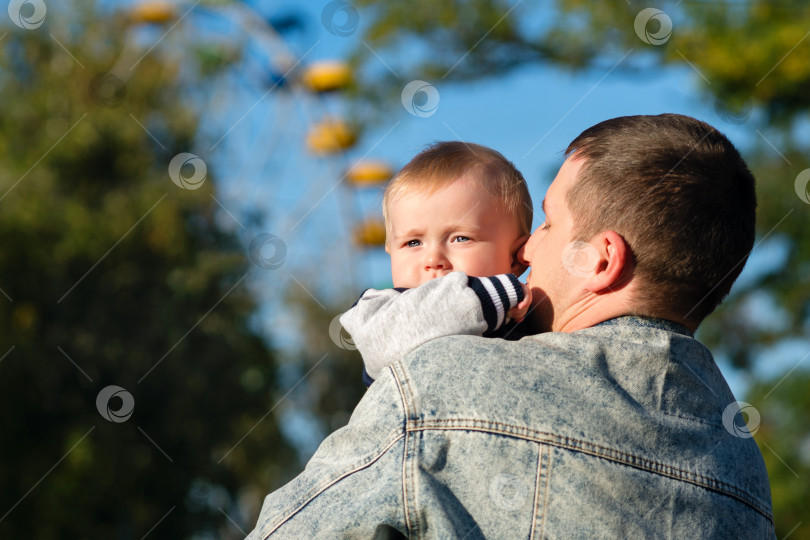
[749,370,810,539]
[352,0,810,123]
[0,2,296,537]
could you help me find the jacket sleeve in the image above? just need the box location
[245,368,409,539]
[340,271,524,382]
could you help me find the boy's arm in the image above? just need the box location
[340,271,524,382]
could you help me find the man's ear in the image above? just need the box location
[583,230,630,293]
[510,234,531,276]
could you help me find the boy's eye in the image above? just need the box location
[452,236,471,243]
[405,240,422,248]
[540,223,550,231]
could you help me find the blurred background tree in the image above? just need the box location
[0,1,306,537]
[747,370,810,539]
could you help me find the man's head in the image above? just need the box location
[519,114,757,331]
[383,141,533,288]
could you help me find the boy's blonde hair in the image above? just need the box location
[382,142,533,245]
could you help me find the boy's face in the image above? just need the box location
[386,173,527,288]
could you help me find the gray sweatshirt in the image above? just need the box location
[339,271,525,382]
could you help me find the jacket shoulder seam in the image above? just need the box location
[256,431,406,538]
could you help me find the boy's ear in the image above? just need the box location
[510,234,531,276]
[583,230,630,293]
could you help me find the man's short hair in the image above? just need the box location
[565,113,757,325]
[382,141,533,242]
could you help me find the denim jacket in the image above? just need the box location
[247,316,774,539]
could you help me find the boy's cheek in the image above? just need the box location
[511,260,528,277]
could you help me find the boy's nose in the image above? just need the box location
[425,247,449,269]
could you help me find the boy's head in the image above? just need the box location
[383,141,533,288]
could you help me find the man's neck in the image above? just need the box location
[556,309,696,333]
[552,292,698,334]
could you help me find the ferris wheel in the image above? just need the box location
[123,1,393,298]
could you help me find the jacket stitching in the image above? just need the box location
[257,432,406,538]
[403,368,418,420]
[529,445,542,540]
[392,365,416,537]
[407,419,772,523]
[539,445,552,539]
[410,431,420,539]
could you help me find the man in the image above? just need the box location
[247,114,774,539]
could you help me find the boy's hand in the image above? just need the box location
[507,283,532,323]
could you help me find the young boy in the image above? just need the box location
[340,141,536,385]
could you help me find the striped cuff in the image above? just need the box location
[468,274,525,333]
